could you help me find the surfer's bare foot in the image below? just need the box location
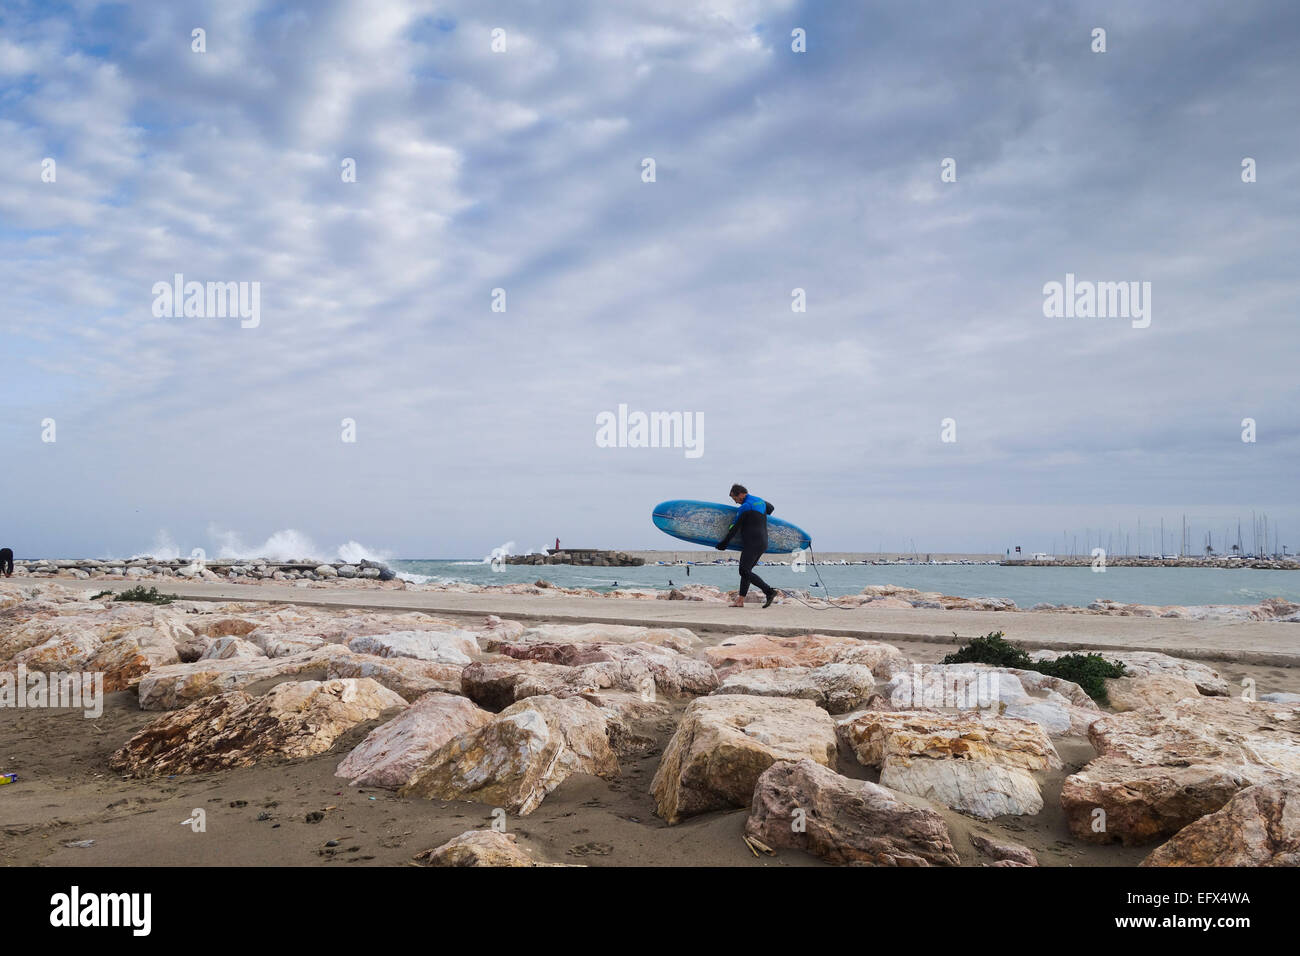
[729,599,746,608]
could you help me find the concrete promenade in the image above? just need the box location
[86,580,1300,666]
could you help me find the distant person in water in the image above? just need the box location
[0,548,13,577]
[716,484,776,608]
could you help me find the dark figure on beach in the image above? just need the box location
[686,565,690,577]
[716,484,776,608]
[0,548,13,577]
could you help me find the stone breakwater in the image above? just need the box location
[3,579,1298,867]
[9,557,400,584]
[1004,556,1300,570]
[505,550,644,567]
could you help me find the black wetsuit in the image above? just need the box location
[718,497,775,599]
[0,548,13,576]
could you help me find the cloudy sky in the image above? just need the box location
[2,0,1297,560]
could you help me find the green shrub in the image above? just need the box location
[90,590,113,601]
[114,585,176,605]
[941,631,1032,669]
[1034,653,1126,704]
[942,631,1125,704]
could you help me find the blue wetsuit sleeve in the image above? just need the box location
[720,496,763,548]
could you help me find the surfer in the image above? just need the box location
[716,484,777,608]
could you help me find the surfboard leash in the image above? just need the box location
[777,547,854,611]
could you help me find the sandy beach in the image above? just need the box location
[3,577,1297,868]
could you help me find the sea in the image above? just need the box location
[388,559,1300,608]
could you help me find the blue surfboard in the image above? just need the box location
[651,499,812,554]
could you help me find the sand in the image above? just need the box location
[3,584,1297,867]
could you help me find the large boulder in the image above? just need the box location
[838,710,1061,819]
[245,629,326,658]
[413,829,561,867]
[336,693,493,788]
[346,630,478,665]
[1104,675,1201,712]
[188,617,260,638]
[3,630,102,672]
[0,607,153,662]
[713,662,876,714]
[110,678,407,774]
[327,654,464,702]
[1061,697,1300,845]
[651,696,838,824]
[84,626,182,692]
[460,654,697,710]
[496,641,718,697]
[1141,782,1300,866]
[401,695,618,815]
[198,636,267,660]
[703,633,902,679]
[881,662,1101,737]
[461,659,609,710]
[969,833,1038,866]
[136,644,355,710]
[745,759,960,866]
[577,689,672,757]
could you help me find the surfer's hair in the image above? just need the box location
[729,484,747,497]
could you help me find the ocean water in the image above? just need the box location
[389,559,1300,608]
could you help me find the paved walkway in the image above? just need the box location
[88,580,1300,665]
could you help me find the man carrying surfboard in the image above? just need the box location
[716,484,777,608]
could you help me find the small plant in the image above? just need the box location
[1034,653,1126,704]
[90,590,113,601]
[114,585,176,605]
[941,631,1032,669]
[943,631,1125,703]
